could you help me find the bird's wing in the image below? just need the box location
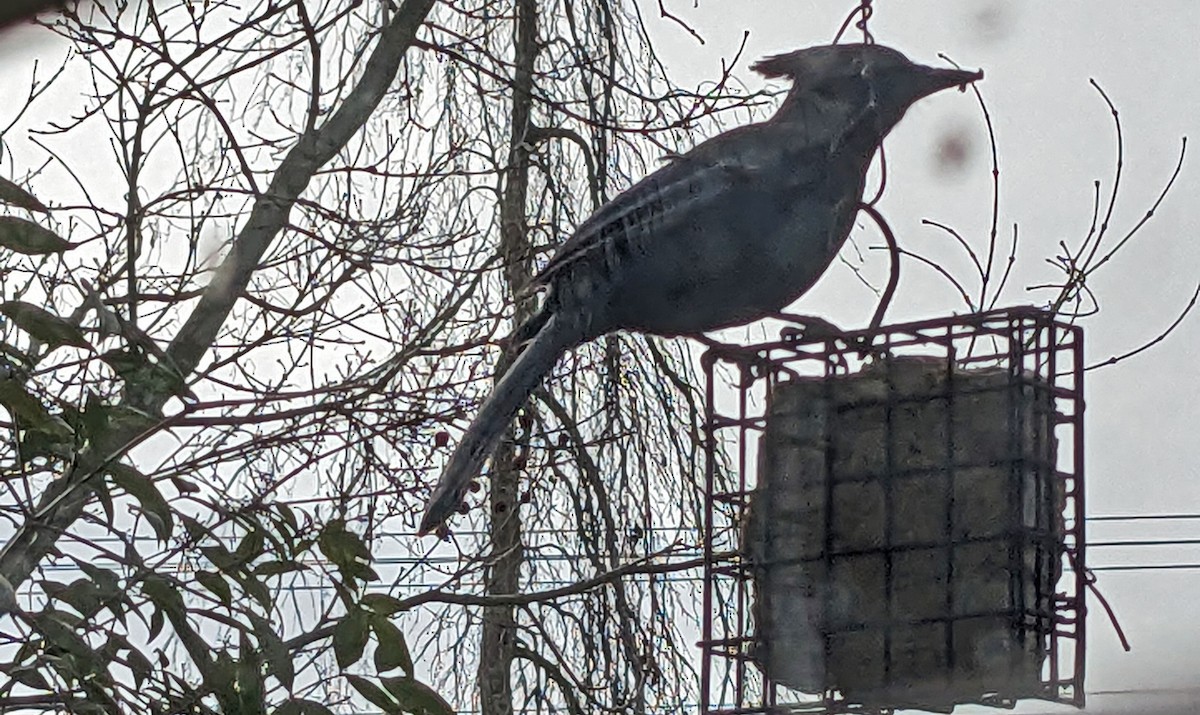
[531,124,779,287]
[535,122,835,287]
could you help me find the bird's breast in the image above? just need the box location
[599,176,857,335]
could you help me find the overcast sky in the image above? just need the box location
[1,2,1198,713]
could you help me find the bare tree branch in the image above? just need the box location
[0,0,440,591]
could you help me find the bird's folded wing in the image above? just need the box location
[531,125,829,287]
[532,159,734,286]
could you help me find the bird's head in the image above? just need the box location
[754,44,982,135]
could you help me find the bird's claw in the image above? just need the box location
[775,313,844,343]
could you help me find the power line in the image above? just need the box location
[1091,563,1200,572]
[1087,515,1200,572]
[14,513,1200,575]
[1091,539,1200,547]
[1088,513,1200,521]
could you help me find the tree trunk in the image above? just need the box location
[479,0,538,713]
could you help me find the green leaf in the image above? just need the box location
[0,301,89,349]
[0,574,14,614]
[245,611,273,636]
[38,578,69,599]
[318,519,370,565]
[234,572,272,612]
[80,392,109,440]
[210,651,239,707]
[200,542,237,572]
[47,578,102,616]
[195,570,232,607]
[293,536,316,558]
[0,177,49,212]
[332,608,369,670]
[93,473,115,526]
[76,562,120,599]
[33,611,95,662]
[62,699,108,715]
[276,501,298,533]
[180,514,207,542]
[99,348,146,378]
[344,675,401,714]
[0,379,58,430]
[4,665,52,691]
[371,615,413,675]
[125,647,153,688]
[257,627,294,690]
[140,575,185,623]
[274,700,335,715]
[236,631,265,713]
[17,428,73,461]
[0,216,70,254]
[319,519,377,584]
[253,559,307,578]
[381,675,455,715]
[235,528,265,563]
[103,405,159,436]
[361,592,406,616]
[36,416,76,444]
[107,464,173,542]
[147,605,164,640]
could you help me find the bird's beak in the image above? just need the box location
[913,66,984,97]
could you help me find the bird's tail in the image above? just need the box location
[419,312,577,534]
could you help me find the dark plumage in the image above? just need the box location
[421,44,982,534]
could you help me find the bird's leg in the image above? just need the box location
[773,312,890,366]
[693,335,767,388]
[772,312,845,342]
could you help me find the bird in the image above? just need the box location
[1,1,71,30]
[420,43,982,534]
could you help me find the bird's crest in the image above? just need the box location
[751,49,815,79]
[752,43,907,89]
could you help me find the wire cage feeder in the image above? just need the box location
[699,307,1086,715]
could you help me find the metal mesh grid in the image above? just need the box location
[699,307,1086,715]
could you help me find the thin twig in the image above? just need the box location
[1086,278,1200,371]
[986,223,1019,312]
[881,246,976,311]
[1089,137,1187,274]
[1079,79,1124,271]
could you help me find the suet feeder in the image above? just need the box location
[699,307,1085,714]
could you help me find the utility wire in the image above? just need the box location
[1089,513,1200,521]
[12,514,1200,573]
